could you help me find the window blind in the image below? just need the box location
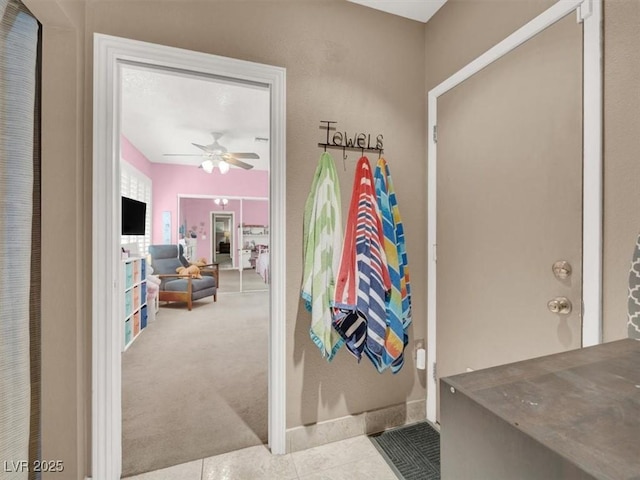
[120,161,152,256]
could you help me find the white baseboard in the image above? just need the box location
[285,399,426,453]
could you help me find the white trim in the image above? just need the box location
[177,193,269,201]
[426,95,437,423]
[426,0,602,423]
[581,0,603,347]
[210,210,236,266]
[93,34,287,480]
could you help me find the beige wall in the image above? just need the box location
[23,0,90,478]
[425,0,636,345]
[425,0,557,91]
[30,1,427,477]
[29,0,639,477]
[85,0,427,429]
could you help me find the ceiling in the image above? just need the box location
[347,0,448,23]
[121,65,271,171]
[120,2,447,170]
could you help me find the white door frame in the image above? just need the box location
[92,34,286,479]
[426,0,602,423]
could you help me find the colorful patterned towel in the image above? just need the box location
[333,156,391,366]
[375,157,412,373]
[301,152,344,360]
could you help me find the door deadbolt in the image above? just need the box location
[552,260,572,280]
[547,297,572,315]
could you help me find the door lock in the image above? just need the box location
[547,297,572,315]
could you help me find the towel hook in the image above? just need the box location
[342,146,347,170]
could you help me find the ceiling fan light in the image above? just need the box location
[218,160,230,174]
[201,159,214,174]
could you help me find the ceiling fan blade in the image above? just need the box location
[192,142,213,153]
[226,152,260,159]
[223,156,254,170]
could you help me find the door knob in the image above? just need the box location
[547,297,572,315]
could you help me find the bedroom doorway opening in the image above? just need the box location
[92,33,286,480]
[119,69,271,475]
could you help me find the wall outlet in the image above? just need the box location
[414,339,425,362]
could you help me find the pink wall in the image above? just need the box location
[120,134,269,260]
[121,135,153,178]
[180,197,268,264]
[242,199,269,225]
[153,163,268,245]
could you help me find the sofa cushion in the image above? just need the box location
[163,275,216,293]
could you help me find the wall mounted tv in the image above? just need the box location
[122,196,146,235]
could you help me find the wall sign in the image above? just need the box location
[318,120,384,156]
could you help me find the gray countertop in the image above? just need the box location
[442,339,640,480]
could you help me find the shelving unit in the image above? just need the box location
[241,225,269,269]
[182,237,197,261]
[122,256,148,351]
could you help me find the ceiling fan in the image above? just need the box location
[163,132,259,174]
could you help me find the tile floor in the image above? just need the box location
[124,435,399,480]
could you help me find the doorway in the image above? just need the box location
[426,0,602,423]
[212,211,234,269]
[92,34,286,480]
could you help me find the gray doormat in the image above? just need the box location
[369,422,440,480]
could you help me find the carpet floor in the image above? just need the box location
[121,290,269,477]
[217,268,269,294]
[370,422,441,480]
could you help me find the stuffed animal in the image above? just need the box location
[190,257,209,268]
[144,265,162,300]
[176,264,202,279]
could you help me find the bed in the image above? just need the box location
[254,245,269,283]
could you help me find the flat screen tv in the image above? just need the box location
[122,196,146,235]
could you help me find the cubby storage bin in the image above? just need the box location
[141,305,148,330]
[125,262,134,289]
[133,285,140,307]
[124,290,133,318]
[133,311,140,336]
[133,259,140,283]
[122,257,148,351]
[141,282,147,304]
[124,319,132,346]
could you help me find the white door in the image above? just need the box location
[435,14,583,419]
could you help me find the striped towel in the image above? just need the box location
[333,156,391,366]
[375,157,412,373]
[301,152,344,360]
